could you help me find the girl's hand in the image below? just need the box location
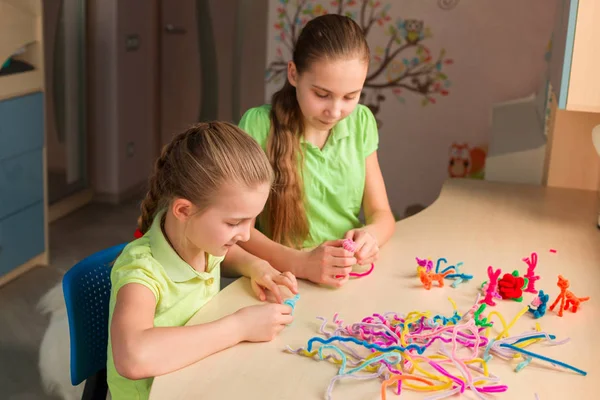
[234,303,293,342]
[299,240,356,287]
[249,261,298,304]
[344,228,379,266]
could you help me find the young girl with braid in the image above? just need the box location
[107,122,298,399]
[239,14,395,288]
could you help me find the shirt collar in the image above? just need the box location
[148,209,209,283]
[300,120,349,147]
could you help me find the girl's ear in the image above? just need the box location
[287,61,299,87]
[171,198,194,222]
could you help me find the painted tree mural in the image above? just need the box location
[266,0,455,127]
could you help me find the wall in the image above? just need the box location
[265,0,557,217]
[43,0,66,173]
[545,109,600,191]
[88,0,267,202]
[115,0,158,195]
[88,0,119,198]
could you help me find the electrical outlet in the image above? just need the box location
[126,142,135,158]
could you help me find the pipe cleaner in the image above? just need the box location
[549,275,590,317]
[528,290,549,319]
[480,266,502,306]
[522,252,540,294]
[334,239,375,279]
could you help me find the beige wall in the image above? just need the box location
[88,0,267,202]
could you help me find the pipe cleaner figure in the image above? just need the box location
[473,304,493,327]
[528,290,549,319]
[498,270,528,302]
[479,266,502,306]
[522,252,540,294]
[549,275,590,317]
[418,268,452,290]
[416,257,434,273]
[416,257,473,288]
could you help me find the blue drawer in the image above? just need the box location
[0,202,44,276]
[0,92,44,160]
[0,149,44,220]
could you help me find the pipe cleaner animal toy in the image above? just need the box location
[479,266,502,306]
[418,268,453,290]
[415,257,473,288]
[528,290,549,319]
[549,275,590,317]
[522,252,540,294]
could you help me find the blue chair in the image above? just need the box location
[63,243,127,400]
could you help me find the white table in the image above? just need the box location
[150,179,600,399]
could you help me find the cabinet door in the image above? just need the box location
[0,92,44,160]
[0,149,44,220]
[0,202,44,276]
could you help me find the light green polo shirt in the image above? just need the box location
[239,104,379,249]
[106,209,223,400]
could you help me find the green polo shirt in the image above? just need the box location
[106,209,223,400]
[239,104,379,249]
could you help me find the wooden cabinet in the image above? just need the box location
[0,0,47,285]
[550,0,600,112]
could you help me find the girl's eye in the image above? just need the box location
[227,222,240,227]
[345,96,357,101]
[315,92,329,99]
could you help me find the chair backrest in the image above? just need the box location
[63,242,127,386]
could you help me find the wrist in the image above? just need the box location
[289,249,308,279]
[245,259,269,279]
[228,311,248,343]
[362,224,380,245]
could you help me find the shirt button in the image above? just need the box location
[206,278,214,285]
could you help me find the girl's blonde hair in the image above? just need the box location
[266,14,370,248]
[138,121,274,233]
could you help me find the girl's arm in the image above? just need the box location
[236,227,303,276]
[345,152,395,264]
[238,228,357,287]
[221,244,298,303]
[110,283,292,380]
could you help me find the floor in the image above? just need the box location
[0,198,141,400]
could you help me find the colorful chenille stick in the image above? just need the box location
[549,275,590,317]
[283,294,300,314]
[416,256,434,273]
[334,239,375,279]
[528,290,549,319]
[498,270,528,302]
[418,268,453,290]
[285,297,587,400]
[437,258,474,287]
[473,304,493,327]
[416,257,473,288]
[480,266,502,306]
[522,252,541,294]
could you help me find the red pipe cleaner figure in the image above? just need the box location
[480,266,502,306]
[522,252,540,294]
[549,275,590,317]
